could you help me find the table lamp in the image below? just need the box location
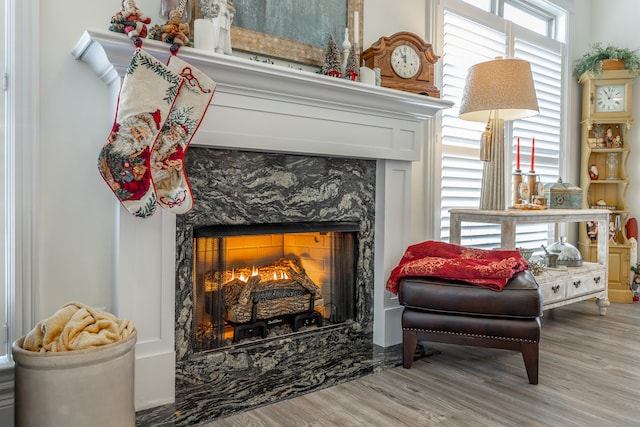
[459,57,539,210]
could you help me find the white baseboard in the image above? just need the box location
[134,350,175,411]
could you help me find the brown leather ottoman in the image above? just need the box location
[398,270,543,384]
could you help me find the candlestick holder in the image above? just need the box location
[526,172,536,203]
[512,169,523,206]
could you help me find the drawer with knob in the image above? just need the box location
[566,273,605,298]
[532,263,607,308]
[540,278,567,303]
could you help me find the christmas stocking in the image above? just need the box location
[97,48,184,218]
[150,55,216,214]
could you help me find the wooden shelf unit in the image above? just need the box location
[577,70,636,303]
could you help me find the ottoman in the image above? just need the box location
[398,270,543,384]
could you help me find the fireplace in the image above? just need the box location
[74,29,452,421]
[169,148,377,421]
[192,221,358,350]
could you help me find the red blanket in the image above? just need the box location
[386,240,528,293]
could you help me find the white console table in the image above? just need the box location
[449,209,610,314]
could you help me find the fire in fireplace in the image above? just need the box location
[192,222,358,350]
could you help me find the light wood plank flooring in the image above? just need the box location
[202,301,640,427]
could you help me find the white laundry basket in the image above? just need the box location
[12,329,137,427]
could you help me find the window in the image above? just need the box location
[437,0,567,249]
[462,0,564,39]
[504,3,550,36]
[2,0,37,368]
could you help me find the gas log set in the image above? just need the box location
[202,258,324,344]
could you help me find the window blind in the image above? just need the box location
[511,33,564,247]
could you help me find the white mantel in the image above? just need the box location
[72,29,452,410]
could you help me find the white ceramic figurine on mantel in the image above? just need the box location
[198,0,235,54]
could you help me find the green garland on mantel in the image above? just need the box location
[573,42,640,78]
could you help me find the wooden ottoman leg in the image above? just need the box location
[521,342,539,385]
[403,329,418,369]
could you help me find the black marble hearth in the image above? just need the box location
[137,148,385,425]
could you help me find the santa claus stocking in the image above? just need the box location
[150,55,216,214]
[97,48,184,218]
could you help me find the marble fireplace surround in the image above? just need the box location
[73,29,452,416]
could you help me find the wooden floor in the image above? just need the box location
[202,301,640,427]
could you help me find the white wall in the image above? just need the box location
[363,0,426,47]
[363,0,434,245]
[567,3,592,189]
[36,1,116,321]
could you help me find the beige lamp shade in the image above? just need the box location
[459,58,539,122]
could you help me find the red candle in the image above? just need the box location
[530,137,535,171]
[517,137,521,170]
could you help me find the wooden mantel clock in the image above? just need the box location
[362,31,440,97]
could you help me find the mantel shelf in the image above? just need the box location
[72,29,453,162]
[72,29,452,122]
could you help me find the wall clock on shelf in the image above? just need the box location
[579,69,635,120]
[595,83,626,112]
[362,31,440,97]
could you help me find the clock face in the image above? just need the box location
[390,45,420,78]
[595,84,626,112]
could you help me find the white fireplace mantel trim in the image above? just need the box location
[73,30,451,120]
[73,29,452,162]
[72,30,452,411]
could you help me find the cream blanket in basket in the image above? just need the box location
[22,302,134,352]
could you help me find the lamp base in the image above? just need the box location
[479,118,506,210]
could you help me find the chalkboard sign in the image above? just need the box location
[230,0,363,66]
[234,0,347,47]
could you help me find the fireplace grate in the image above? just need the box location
[192,222,358,350]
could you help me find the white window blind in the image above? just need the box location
[440,9,506,248]
[439,2,564,250]
[511,32,564,247]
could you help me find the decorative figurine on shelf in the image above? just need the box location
[586,221,598,241]
[626,217,638,240]
[615,135,622,148]
[341,28,351,75]
[151,8,191,48]
[214,0,235,54]
[589,164,599,180]
[161,0,191,21]
[321,35,343,78]
[614,125,622,148]
[199,0,235,54]
[630,262,640,301]
[109,0,151,40]
[343,46,359,81]
[605,126,614,148]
